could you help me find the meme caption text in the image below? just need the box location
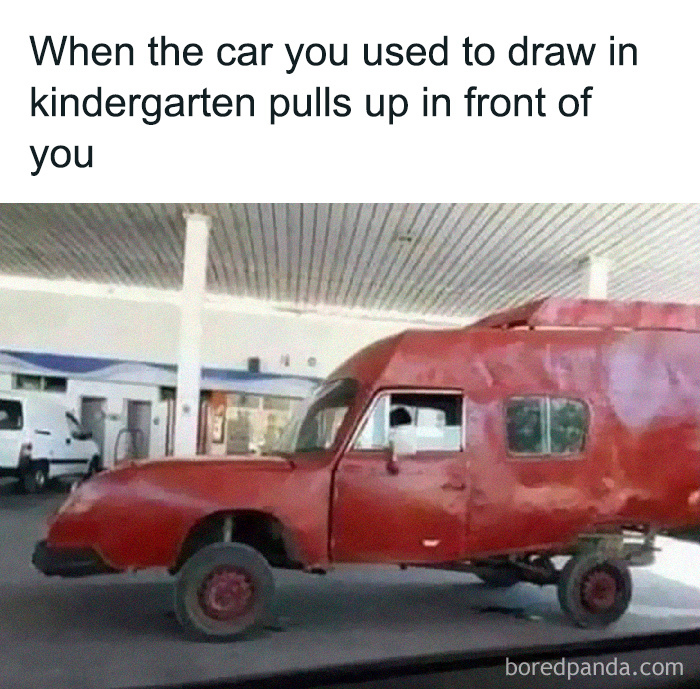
[28,34,639,175]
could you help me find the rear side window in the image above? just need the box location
[506,397,546,454]
[506,396,587,456]
[549,398,587,453]
[0,400,23,430]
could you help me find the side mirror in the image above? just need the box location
[388,425,417,474]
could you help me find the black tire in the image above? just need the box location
[557,554,632,628]
[21,463,49,494]
[87,456,101,477]
[174,542,275,641]
[474,565,521,588]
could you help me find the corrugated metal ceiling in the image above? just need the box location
[0,203,698,317]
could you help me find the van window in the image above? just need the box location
[354,392,462,452]
[506,396,587,456]
[0,400,23,430]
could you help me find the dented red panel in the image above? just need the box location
[331,448,467,563]
[47,456,334,570]
[43,299,700,572]
[330,319,700,559]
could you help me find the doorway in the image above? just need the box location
[80,397,106,459]
[125,400,152,459]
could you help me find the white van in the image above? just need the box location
[0,394,101,493]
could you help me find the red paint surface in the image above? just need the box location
[45,299,700,571]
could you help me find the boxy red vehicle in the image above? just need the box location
[33,298,700,639]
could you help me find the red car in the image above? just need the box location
[33,298,700,639]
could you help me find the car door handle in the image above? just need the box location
[441,481,466,491]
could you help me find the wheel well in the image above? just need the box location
[171,510,301,574]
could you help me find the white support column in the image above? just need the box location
[579,255,610,299]
[174,212,211,456]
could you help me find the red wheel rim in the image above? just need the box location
[581,568,618,612]
[198,566,255,621]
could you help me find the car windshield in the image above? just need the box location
[274,378,357,454]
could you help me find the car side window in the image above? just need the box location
[354,392,463,452]
[354,395,389,449]
[505,396,587,457]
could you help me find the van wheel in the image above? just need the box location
[174,542,275,641]
[21,463,49,494]
[558,554,632,628]
[87,456,101,477]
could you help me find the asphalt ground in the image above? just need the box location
[2,479,700,689]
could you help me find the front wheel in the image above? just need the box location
[21,463,49,494]
[174,542,275,641]
[558,554,632,628]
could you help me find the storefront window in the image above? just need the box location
[277,379,357,454]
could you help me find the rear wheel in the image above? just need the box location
[21,463,49,494]
[558,554,632,628]
[174,542,275,641]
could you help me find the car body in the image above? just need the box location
[33,298,700,636]
[0,393,100,492]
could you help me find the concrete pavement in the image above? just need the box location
[2,480,700,689]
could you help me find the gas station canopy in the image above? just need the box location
[0,203,698,317]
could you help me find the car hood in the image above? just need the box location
[118,453,294,472]
[102,454,296,507]
[58,454,296,517]
[50,452,331,569]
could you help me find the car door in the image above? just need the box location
[331,390,468,564]
[64,412,91,469]
[0,399,23,470]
